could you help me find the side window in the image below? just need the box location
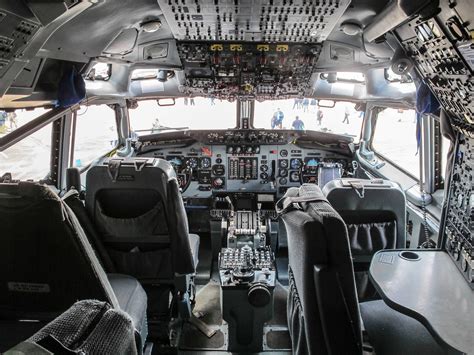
[0,108,52,181]
[372,108,419,179]
[72,105,118,168]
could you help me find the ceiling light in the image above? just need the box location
[341,23,362,36]
[141,20,162,33]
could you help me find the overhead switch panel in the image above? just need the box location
[158,0,351,43]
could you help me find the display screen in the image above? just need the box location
[305,158,319,167]
[166,156,183,167]
[257,194,274,202]
[235,198,253,210]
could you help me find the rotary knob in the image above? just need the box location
[213,177,224,188]
[248,283,271,307]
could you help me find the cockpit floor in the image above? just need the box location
[178,281,290,352]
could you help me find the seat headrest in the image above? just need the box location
[0,182,59,201]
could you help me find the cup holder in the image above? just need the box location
[399,251,421,261]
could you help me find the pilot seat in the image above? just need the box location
[83,157,199,320]
[0,182,148,353]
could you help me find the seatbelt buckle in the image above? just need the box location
[107,159,122,182]
[133,159,148,171]
[349,181,365,198]
[292,202,303,210]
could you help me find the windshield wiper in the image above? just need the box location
[133,126,189,133]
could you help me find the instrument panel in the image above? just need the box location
[135,130,353,198]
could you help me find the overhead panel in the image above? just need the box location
[177,42,321,100]
[394,1,474,137]
[0,10,41,77]
[157,0,351,43]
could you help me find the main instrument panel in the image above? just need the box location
[134,129,353,198]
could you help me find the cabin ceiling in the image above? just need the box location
[0,0,407,108]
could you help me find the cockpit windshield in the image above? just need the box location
[129,98,363,142]
[254,99,363,142]
[129,98,237,136]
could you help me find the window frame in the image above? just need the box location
[369,106,421,181]
[0,108,67,185]
[69,104,121,172]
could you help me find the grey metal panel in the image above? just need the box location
[369,250,474,354]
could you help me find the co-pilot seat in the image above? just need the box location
[278,184,444,355]
[84,157,199,317]
[322,178,406,300]
[0,182,148,353]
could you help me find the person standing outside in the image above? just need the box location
[271,108,284,129]
[342,105,350,124]
[302,98,309,112]
[292,98,299,110]
[316,106,323,126]
[0,111,7,134]
[292,116,305,131]
[7,111,17,130]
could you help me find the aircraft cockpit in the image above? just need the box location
[0,0,472,354]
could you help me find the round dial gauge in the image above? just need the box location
[186,157,198,169]
[212,164,225,176]
[290,158,302,170]
[290,171,300,182]
[200,157,211,169]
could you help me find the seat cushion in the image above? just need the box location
[189,233,200,269]
[360,300,446,355]
[107,274,148,350]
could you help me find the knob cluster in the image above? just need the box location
[227,145,260,154]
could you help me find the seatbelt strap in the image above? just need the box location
[189,314,217,338]
[107,159,122,182]
[276,194,328,214]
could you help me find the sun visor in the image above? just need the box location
[57,66,85,108]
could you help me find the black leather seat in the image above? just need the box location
[278,184,446,355]
[0,182,147,353]
[83,158,199,317]
[323,178,406,300]
[7,300,138,354]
